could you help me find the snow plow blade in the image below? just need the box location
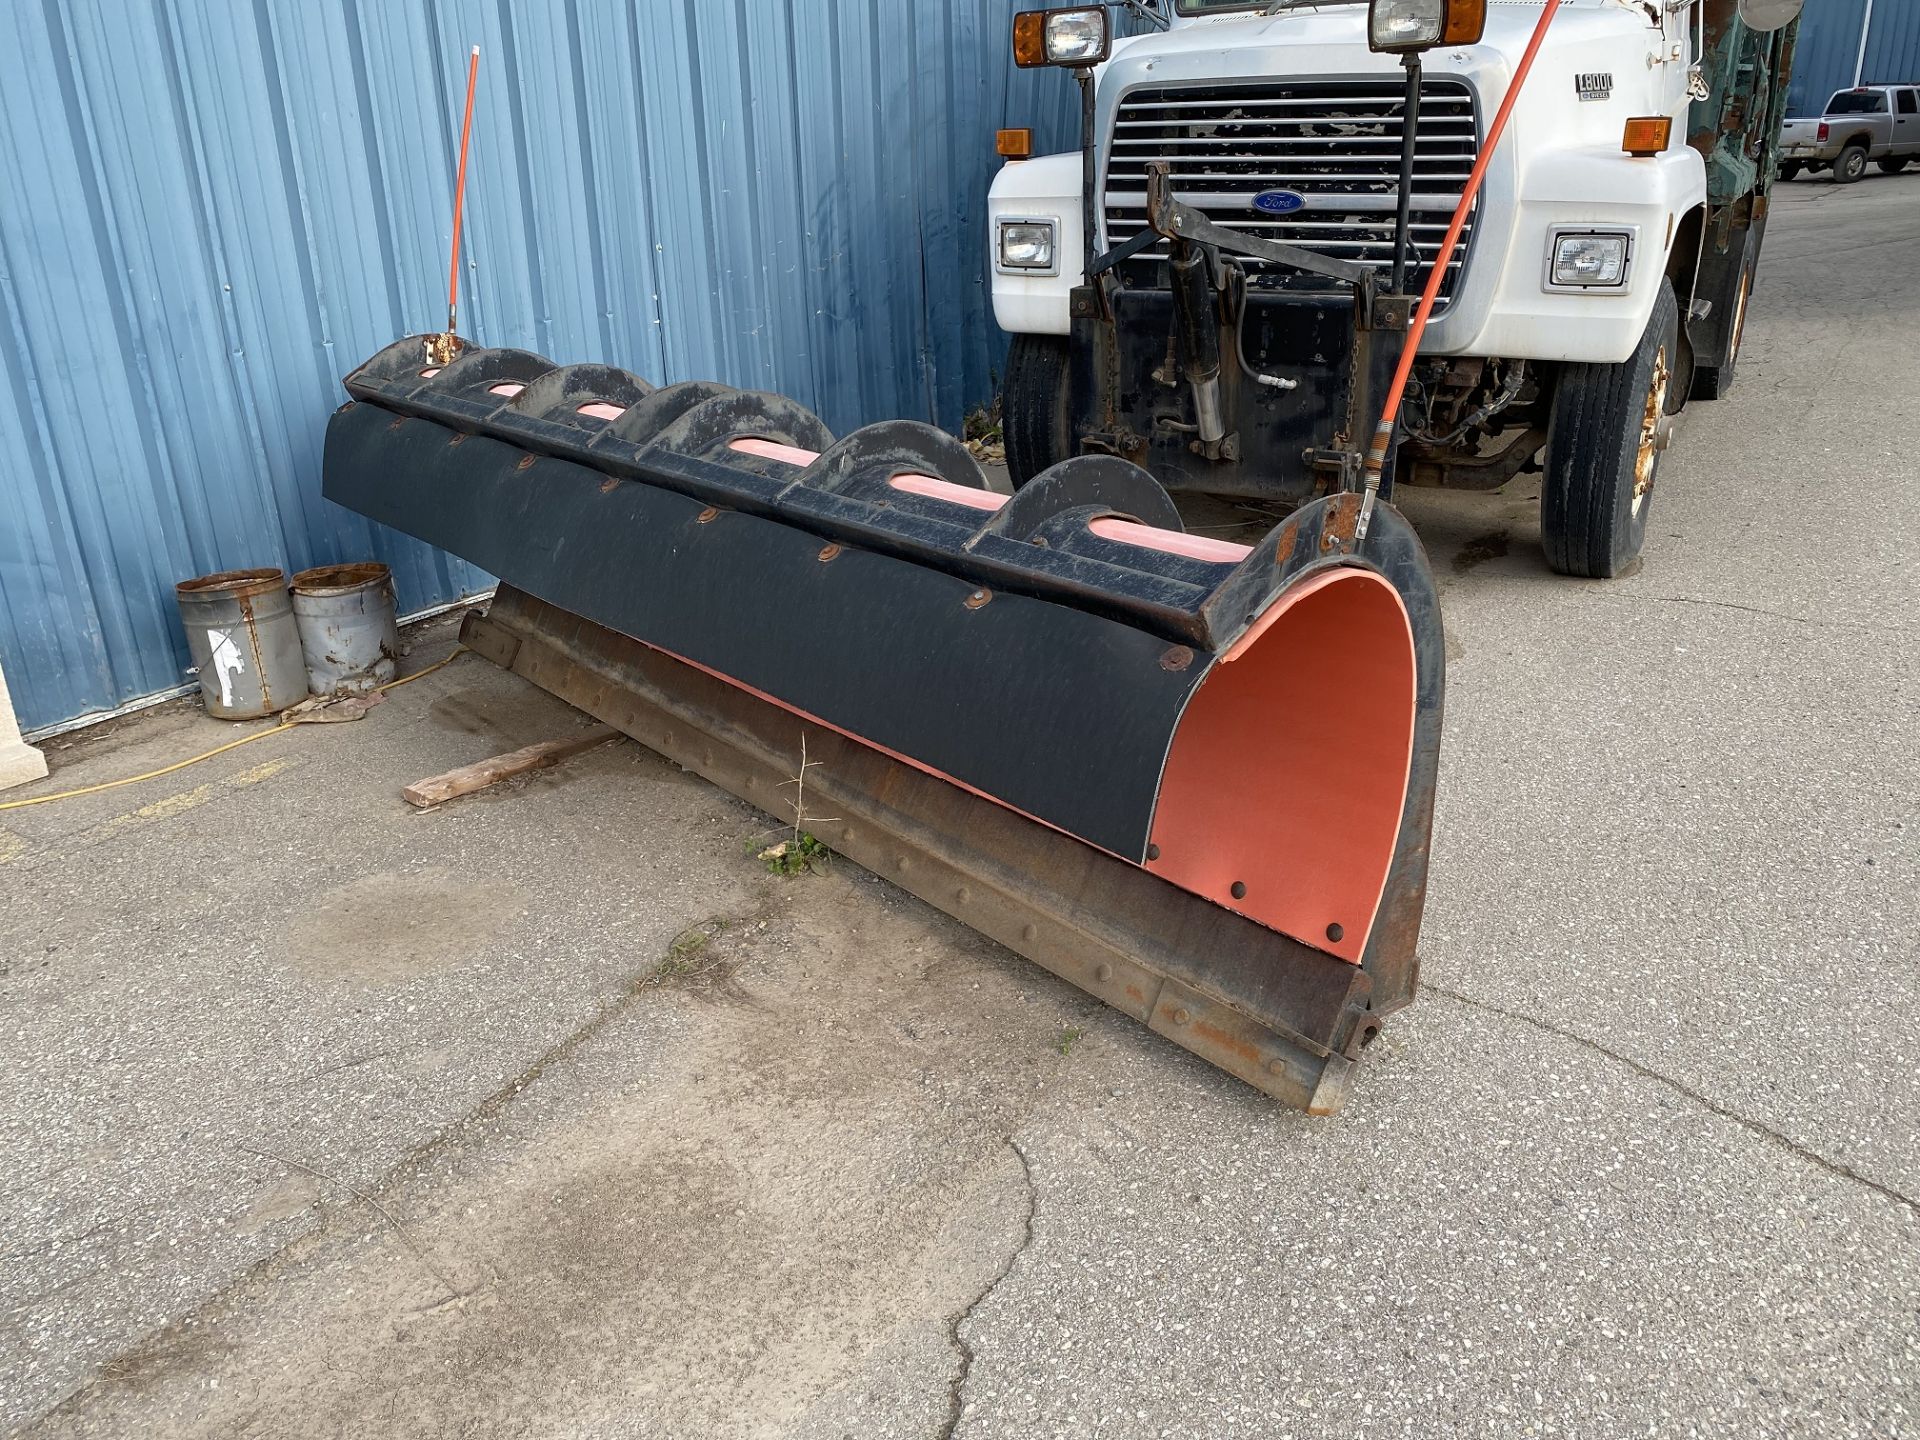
[321,339,1444,1113]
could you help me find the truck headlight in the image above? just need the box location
[1012,8,1109,68]
[998,219,1057,272]
[1368,0,1485,53]
[1043,9,1107,64]
[1548,231,1631,288]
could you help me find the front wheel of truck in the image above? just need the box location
[1540,280,1679,579]
[1002,334,1073,487]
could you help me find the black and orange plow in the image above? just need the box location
[321,341,1443,1112]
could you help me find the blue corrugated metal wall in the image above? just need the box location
[1788,0,1920,114]
[0,0,1082,735]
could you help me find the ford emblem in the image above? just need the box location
[1252,189,1307,215]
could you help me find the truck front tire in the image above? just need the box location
[1540,280,1679,579]
[1878,157,1909,175]
[1002,334,1073,487]
[1833,145,1869,183]
[1777,160,1801,180]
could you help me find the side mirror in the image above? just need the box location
[1736,0,1804,32]
[1367,0,1486,54]
[1013,7,1111,69]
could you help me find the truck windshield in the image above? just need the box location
[1826,90,1888,114]
[1176,1,1362,13]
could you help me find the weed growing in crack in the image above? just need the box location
[1055,1025,1088,1057]
[646,918,732,987]
[749,733,838,877]
[756,831,831,876]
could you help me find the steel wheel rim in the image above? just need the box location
[1633,345,1670,518]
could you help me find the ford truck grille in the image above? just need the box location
[1103,77,1480,304]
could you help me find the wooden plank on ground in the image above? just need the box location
[403,725,618,808]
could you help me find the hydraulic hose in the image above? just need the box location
[1358,0,1564,539]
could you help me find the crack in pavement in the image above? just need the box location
[1424,983,1920,1218]
[45,900,775,1422]
[938,1137,1038,1440]
[1643,593,1913,634]
[388,895,777,1176]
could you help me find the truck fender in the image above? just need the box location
[1459,148,1707,366]
[987,152,1084,338]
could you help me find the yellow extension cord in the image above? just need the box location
[0,647,466,813]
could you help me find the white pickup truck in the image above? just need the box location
[987,0,1801,578]
[1778,84,1920,182]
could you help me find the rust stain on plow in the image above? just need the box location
[1193,1018,1263,1068]
[1319,494,1361,552]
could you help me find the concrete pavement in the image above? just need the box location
[2,174,1915,1438]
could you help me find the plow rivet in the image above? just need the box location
[1159,646,1193,672]
[1172,1007,1192,1026]
[516,454,537,471]
[388,416,407,432]
[1230,881,1247,900]
[963,588,992,610]
[1145,844,1161,861]
[818,544,842,562]
[1267,1058,1287,1077]
[1094,962,1112,982]
[896,855,910,870]
[1024,925,1040,943]
[697,507,719,524]
[449,432,467,446]
[840,827,854,842]
[955,886,970,902]
[1326,922,1344,943]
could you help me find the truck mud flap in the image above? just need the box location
[322,338,1445,1112]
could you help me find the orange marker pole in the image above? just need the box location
[1358,0,1563,540]
[446,45,481,337]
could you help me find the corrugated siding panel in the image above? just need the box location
[0,0,1081,734]
[1788,0,1920,115]
[1860,1,1920,88]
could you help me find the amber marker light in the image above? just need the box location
[1622,116,1672,156]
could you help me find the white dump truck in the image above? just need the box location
[988,0,1801,576]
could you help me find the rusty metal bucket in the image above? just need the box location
[290,562,400,696]
[175,568,309,720]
